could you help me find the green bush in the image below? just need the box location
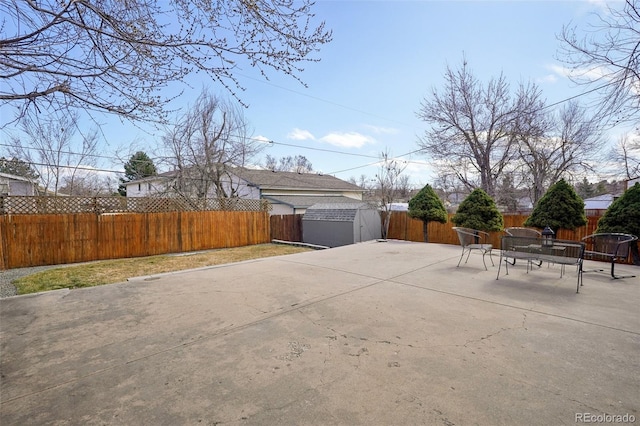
[596,183,640,236]
[524,179,587,231]
[452,188,503,232]
[408,184,447,242]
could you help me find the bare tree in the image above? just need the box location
[396,174,412,200]
[432,172,466,211]
[375,150,408,240]
[495,172,521,212]
[348,174,374,192]
[8,110,100,195]
[162,90,264,199]
[558,0,640,124]
[516,101,603,203]
[609,132,640,180]
[417,59,520,198]
[1,0,332,124]
[59,172,115,196]
[264,155,313,173]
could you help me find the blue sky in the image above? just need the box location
[218,0,628,187]
[200,0,628,187]
[3,0,632,189]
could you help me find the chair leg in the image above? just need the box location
[457,248,466,267]
[487,250,495,266]
[611,260,636,279]
[576,263,583,293]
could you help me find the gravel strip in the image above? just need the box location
[0,265,66,298]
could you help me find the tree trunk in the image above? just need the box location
[422,221,429,243]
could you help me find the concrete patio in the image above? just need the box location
[1,240,638,425]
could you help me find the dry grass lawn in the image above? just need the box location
[13,243,313,295]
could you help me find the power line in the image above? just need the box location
[542,78,622,111]
[3,75,629,181]
[0,143,124,163]
[24,161,125,175]
[235,72,415,127]
[261,139,381,159]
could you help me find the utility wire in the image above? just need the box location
[2,75,628,179]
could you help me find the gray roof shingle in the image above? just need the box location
[234,168,363,192]
[127,167,363,192]
[302,202,376,222]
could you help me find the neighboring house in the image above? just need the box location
[0,172,38,196]
[386,203,408,212]
[125,167,364,215]
[627,177,639,189]
[583,194,612,210]
[125,170,177,198]
[583,193,619,211]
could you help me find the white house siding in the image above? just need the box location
[0,174,37,196]
[125,174,262,200]
[124,168,364,216]
[126,181,163,197]
[270,203,295,215]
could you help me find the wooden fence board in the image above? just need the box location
[2,211,270,269]
[3,210,627,270]
[0,216,7,270]
[386,212,632,263]
[270,214,303,242]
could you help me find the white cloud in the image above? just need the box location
[404,161,436,187]
[319,132,375,148]
[287,128,315,141]
[362,124,400,135]
[548,64,573,79]
[586,0,612,13]
[253,134,272,144]
[548,63,618,83]
[536,74,558,84]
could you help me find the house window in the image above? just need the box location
[148,183,152,190]
[138,183,141,191]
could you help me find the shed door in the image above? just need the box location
[357,210,381,242]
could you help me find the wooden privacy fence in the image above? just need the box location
[386,212,601,246]
[0,211,270,270]
[386,211,633,263]
[267,212,608,251]
[270,214,303,242]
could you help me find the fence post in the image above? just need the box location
[0,215,7,270]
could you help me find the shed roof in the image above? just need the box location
[264,195,362,209]
[584,194,616,210]
[0,172,35,183]
[302,202,376,222]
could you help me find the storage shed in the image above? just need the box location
[302,202,381,247]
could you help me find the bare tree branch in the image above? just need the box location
[417,59,520,198]
[515,100,603,203]
[375,149,408,239]
[161,90,265,198]
[557,0,640,125]
[7,109,101,195]
[1,0,332,124]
